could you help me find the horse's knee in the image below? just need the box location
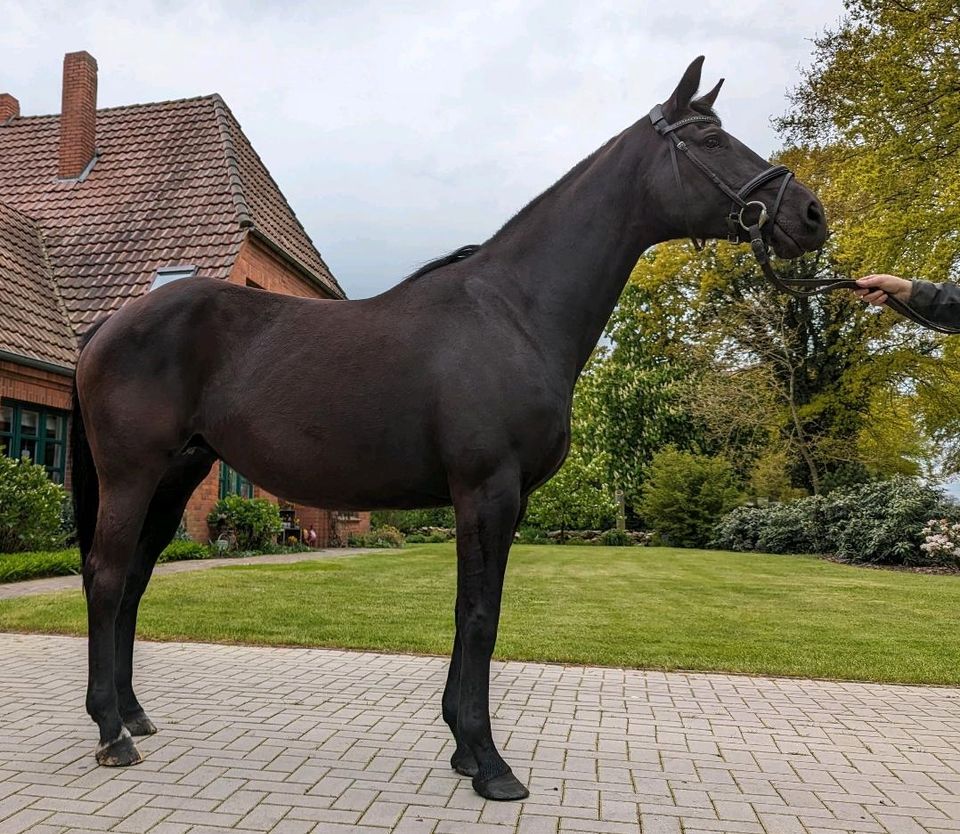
[459,608,498,657]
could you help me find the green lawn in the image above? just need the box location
[2,543,959,684]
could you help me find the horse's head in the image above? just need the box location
[648,56,827,258]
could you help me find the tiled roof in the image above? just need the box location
[0,94,344,363]
[0,201,75,367]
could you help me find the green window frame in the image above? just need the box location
[219,462,253,499]
[0,400,68,484]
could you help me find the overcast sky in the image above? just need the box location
[3,0,845,298]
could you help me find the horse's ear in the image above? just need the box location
[695,78,724,110]
[664,56,705,119]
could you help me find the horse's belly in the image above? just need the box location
[208,425,449,511]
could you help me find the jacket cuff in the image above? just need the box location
[910,280,936,308]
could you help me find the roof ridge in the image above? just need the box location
[210,95,254,230]
[5,93,221,122]
[213,97,343,296]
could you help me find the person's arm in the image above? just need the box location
[855,274,960,328]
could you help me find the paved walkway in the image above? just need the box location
[1,634,959,834]
[0,549,375,600]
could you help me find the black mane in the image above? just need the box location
[406,244,481,280]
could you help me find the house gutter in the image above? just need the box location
[0,349,73,377]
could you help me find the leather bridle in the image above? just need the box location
[648,103,960,335]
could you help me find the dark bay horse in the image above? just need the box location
[71,57,827,800]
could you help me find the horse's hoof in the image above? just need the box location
[472,769,529,801]
[95,728,143,767]
[451,747,478,777]
[123,712,157,737]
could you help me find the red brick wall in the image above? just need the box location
[183,468,221,542]
[0,361,72,410]
[58,51,98,180]
[229,237,330,298]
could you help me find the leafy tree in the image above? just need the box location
[575,279,707,510]
[778,0,960,282]
[627,239,937,492]
[639,447,742,547]
[525,444,616,539]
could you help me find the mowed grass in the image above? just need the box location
[2,544,959,684]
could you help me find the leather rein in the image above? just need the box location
[649,104,960,335]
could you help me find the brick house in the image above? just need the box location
[0,51,370,546]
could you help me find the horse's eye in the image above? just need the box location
[704,135,721,149]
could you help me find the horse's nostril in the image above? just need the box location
[806,200,824,226]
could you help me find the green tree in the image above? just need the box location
[778,0,960,283]
[639,447,742,547]
[575,279,706,511]
[525,445,616,539]
[627,240,936,492]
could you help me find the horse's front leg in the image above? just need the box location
[443,498,526,779]
[450,474,527,801]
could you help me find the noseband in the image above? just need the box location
[648,104,960,335]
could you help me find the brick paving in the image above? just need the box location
[1,634,959,833]
[0,549,375,601]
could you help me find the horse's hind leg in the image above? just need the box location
[115,448,216,737]
[84,471,164,767]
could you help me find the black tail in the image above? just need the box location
[72,318,109,569]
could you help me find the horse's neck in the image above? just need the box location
[482,123,669,381]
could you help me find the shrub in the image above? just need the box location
[599,528,633,547]
[370,508,455,533]
[711,476,957,566]
[0,548,80,582]
[639,448,742,548]
[406,533,428,544]
[348,525,405,548]
[920,518,960,569]
[158,540,208,563]
[206,495,282,551]
[0,452,69,553]
[515,526,548,544]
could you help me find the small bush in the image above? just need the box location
[640,447,742,548]
[158,540,208,563]
[599,528,633,547]
[406,533,428,544]
[515,526,548,544]
[207,495,282,550]
[0,453,69,553]
[349,525,405,548]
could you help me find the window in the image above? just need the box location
[151,265,197,291]
[219,462,253,499]
[0,401,67,483]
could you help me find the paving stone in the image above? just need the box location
[0,633,958,834]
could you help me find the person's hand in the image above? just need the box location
[854,274,912,306]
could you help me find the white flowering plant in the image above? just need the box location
[920,518,960,567]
